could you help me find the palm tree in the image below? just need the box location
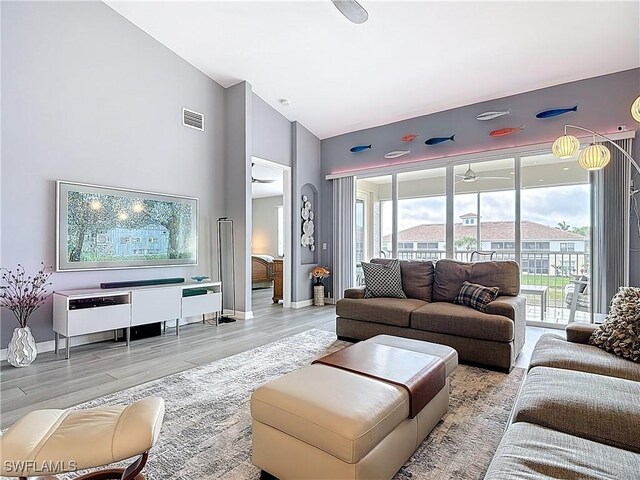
[556,221,571,231]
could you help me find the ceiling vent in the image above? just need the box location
[182,107,204,131]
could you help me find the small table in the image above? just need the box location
[521,285,548,321]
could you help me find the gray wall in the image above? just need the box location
[320,68,640,290]
[1,1,226,344]
[292,122,322,302]
[252,196,283,257]
[224,82,253,315]
[252,93,292,167]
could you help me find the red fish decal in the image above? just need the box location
[490,125,525,137]
[402,134,419,142]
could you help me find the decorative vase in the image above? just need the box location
[7,327,37,367]
[313,284,325,306]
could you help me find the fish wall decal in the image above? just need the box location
[476,110,511,121]
[425,135,455,145]
[401,134,419,142]
[384,150,411,159]
[350,144,372,153]
[536,106,578,119]
[490,125,525,137]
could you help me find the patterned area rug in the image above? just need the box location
[67,329,524,480]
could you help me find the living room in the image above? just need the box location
[1,1,639,479]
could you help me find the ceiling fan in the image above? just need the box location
[456,164,511,183]
[252,163,277,184]
[331,0,368,24]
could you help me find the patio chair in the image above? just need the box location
[470,250,496,262]
[564,276,590,322]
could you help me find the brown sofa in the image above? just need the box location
[336,259,526,371]
[484,323,640,479]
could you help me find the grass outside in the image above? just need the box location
[520,274,576,305]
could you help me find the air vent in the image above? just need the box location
[182,107,204,131]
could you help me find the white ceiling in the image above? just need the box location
[105,1,639,140]
[252,161,284,198]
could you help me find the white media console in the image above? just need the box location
[53,281,222,359]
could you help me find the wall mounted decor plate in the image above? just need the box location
[300,196,315,251]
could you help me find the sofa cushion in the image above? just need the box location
[361,260,407,299]
[484,422,640,480]
[410,302,514,342]
[336,298,427,327]
[433,259,519,302]
[453,281,499,312]
[512,366,640,453]
[371,258,434,302]
[589,286,640,363]
[530,333,640,382]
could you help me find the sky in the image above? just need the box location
[381,185,591,234]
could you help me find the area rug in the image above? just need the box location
[67,329,524,480]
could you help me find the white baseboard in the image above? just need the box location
[231,310,253,320]
[291,299,313,309]
[0,316,206,361]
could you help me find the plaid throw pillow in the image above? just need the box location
[361,259,407,299]
[454,281,499,312]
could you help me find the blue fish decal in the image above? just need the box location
[536,105,578,119]
[350,144,372,153]
[425,135,455,145]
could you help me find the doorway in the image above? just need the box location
[251,157,292,312]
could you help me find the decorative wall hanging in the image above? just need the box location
[300,195,316,251]
[425,135,455,145]
[489,126,525,137]
[536,106,578,119]
[350,144,372,153]
[384,150,411,159]
[401,134,419,142]
[476,110,511,121]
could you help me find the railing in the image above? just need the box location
[392,249,590,316]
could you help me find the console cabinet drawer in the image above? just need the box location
[131,287,182,326]
[182,292,222,318]
[66,304,131,336]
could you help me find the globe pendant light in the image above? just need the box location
[632,95,640,123]
[578,143,611,171]
[552,134,580,159]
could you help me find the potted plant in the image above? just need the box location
[1,263,52,367]
[311,266,330,306]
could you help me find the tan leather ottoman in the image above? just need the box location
[251,337,458,480]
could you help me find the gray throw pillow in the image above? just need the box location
[589,287,640,363]
[453,281,499,312]
[361,259,407,299]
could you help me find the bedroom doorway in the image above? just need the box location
[251,157,292,311]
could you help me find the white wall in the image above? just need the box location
[252,196,282,257]
[1,1,226,343]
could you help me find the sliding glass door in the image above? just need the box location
[353,150,594,327]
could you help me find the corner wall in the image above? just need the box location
[1,1,226,344]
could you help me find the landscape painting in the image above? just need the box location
[57,181,198,271]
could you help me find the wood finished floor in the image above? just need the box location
[0,288,557,429]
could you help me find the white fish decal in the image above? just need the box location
[384,150,411,159]
[476,110,511,121]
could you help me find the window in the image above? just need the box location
[355,199,365,264]
[417,242,439,250]
[96,234,110,244]
[277,205,284,257]
[522,242,550,251]
[398,242,414,250]
[148,237,158,244]
[560,242,575,252]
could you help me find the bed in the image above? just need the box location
[252,255,275,288]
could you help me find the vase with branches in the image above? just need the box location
[1,263,52,367]
[311,266,330,306]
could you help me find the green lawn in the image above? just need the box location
[520,274,574,305]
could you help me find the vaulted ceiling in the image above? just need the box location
[106,1,640,139]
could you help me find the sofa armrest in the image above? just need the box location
[344,287,366,299]
[484,295,526,322]
[565,322,598,344]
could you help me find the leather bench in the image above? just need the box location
[251,335,458,480]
